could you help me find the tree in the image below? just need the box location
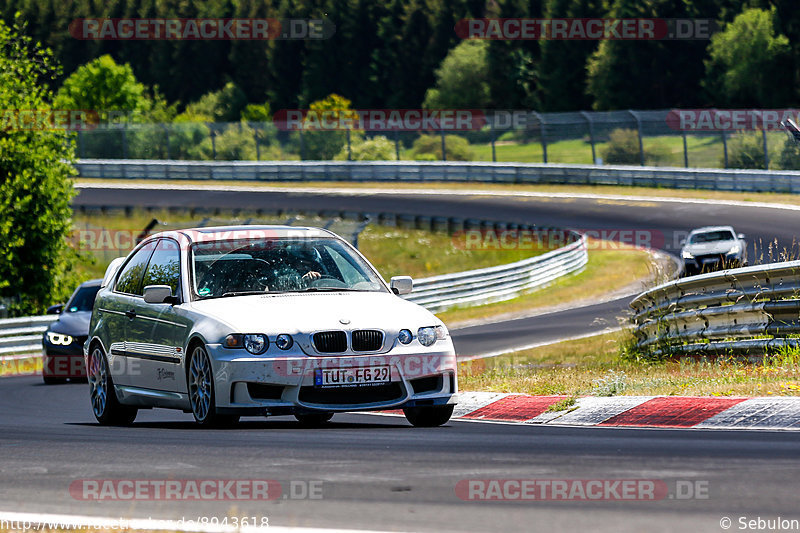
[703,7,793,107]
[0,18,78,314]
[184,82,248,123]
[54,54,149,121]
[302,93,360,160]
[423,40,491,109]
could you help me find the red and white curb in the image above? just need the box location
[448,392,800,430]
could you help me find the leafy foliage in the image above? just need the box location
[423,40,490,110]
[0,18,78,314]
[600,129,642,165]
[335,135,397,161]
[410,134,474,161]
[704,8,793,108]
[725,131,768,169]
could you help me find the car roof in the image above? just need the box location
[150,225,336,243]
[688,226,736,234]
[79,279,103,288]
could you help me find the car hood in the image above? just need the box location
[185,291,441,333]
[684,241,739,256]
[49,311,91,336]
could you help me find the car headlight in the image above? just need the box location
[681,250,694,259]
[244,334,269,355]
[398,329,413,345]
[275,334,293,350]
[417,327,437,347]
[435,325,447,340]
[727,244,741,255]
[46,331,73,345]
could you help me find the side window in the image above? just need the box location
[115,242,157,296]
[142,239,181,296]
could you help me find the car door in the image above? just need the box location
[104,242,157,386]
[126,238,187,392]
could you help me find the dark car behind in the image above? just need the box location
[42,279,101,384]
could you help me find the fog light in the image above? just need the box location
[398,329,413,344]
[275,334,293,350]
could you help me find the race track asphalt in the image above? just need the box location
[1,185,798,532]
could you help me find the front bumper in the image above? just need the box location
[683,254,744,274]
[208,344,458,415]
[42,342,87,378]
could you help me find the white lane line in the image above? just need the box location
[462,327,624,361]
[0,511,402,533]
[75,182,800,213]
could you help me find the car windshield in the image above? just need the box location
[191,237,387,299]
[65,285,100,312]
[689,230,736,244]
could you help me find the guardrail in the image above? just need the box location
[405,234,587,312]
[75,159,800,194]
[630,261,800,356]
[0,316,57,358]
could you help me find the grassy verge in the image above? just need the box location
[438,239,659,325]
[70,208,551,283]
[77,178,800,207]
[458,330,800,397]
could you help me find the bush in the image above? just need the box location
[335,136,397,161]
[410,134,474,161]
[600,129,642,165]
[725,132,768,169]
[774,137,800,170]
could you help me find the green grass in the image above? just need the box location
[459,330,800,397]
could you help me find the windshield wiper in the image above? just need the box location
[219,291,268,298]
[299,287,363,292]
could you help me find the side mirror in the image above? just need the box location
[737,233,745,240]
[143,285,178,304]
[390,276,413,295]
[46,304,63,315]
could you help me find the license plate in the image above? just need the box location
[314,365,390,387]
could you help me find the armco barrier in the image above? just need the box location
[75,159,800,193]
[630,261,800,356]
[0,316,57,357]
[405,234,587,312]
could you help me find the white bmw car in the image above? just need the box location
[84,225,457,427]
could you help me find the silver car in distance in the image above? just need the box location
[84,226,457,427]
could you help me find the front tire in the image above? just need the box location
[403,405,454,427]
[188,345,238,427]
[87,346,137,426]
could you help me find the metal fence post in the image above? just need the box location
[121,127,128,159]
[77,130,84,159]
[394,130,400,160]
[440,128,446,161]
[490,114,497,162]
[163,124,171,160]
[682,130,688,168]
[210,127,217,160]
[581,111,596,164]
[722,131,728,168]
[299,129,305,160]
[532,112,547,163]
[346,128,352,161]
[762,128,769,169]
[253,124,260,161]
[628,110,644,166]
